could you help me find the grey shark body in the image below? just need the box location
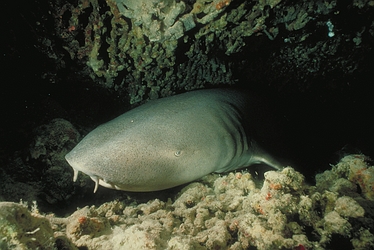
[65,89,284,192]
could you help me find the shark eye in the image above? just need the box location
[174,151,181,157]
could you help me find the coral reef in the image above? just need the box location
[53,0,253,103]
[0,119,81,206]
[1,154,373,249]
[48,0,374,103]
[29,118,80,165]
[316,154,374,201]
[0,202,55,249]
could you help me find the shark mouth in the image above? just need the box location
[72,168,121,193]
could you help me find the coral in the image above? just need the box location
[1,154,374,249]
[115,0,188,42]
[0,119,81,206]
[51,156,374,249]
[51,0,283,103]
[316,154,374,201]
[28,118,81,204]
[42,0,374,102]
[334,196,365,218]
[0,202,55,249]
[29,118,80,164]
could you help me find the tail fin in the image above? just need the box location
[249,144,286,170]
